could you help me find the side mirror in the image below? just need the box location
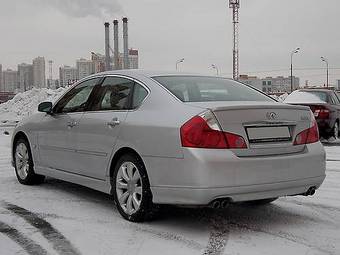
[38,102,53,114]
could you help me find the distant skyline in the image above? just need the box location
[0,0,340,85]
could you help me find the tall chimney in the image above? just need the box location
[113,20,119,70]
[104,22,111,71]
[122,17,129,69]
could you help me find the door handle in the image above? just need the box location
[107,118,120,127]
[67,121,77,128]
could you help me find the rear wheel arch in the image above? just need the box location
[109,147,150,193]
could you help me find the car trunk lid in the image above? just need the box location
[186,101,313,157]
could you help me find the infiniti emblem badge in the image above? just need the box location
[266,112,278,120]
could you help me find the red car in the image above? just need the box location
[285,89,340,139]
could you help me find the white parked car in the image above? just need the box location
[12,71,326,222]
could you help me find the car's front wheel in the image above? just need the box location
[14,138,45,185]
[113,153,158,222]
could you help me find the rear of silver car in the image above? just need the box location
[150,76,326,206]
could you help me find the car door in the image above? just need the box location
[37,77,101,173]
[73,76,148,180]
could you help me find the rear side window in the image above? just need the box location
[152,76,272,102]
[132,84,148,109]
[92,77,134,111]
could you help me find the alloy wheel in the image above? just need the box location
[15,143,30,180]
[116,162,143,215]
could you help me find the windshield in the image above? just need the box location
[152,76,273,102]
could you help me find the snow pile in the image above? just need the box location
[0,87,66,123]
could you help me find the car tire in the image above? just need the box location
[14,138,45,185]
[112,153,158,222]
[244,198,278,206]
[333,121,339,139]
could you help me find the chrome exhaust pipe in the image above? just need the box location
[304,187,316,196]
[221,200,229,209]
[211,201,221,209]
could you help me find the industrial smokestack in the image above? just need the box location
[104,22,111,71]
[122,17,129,69]
[113,20,119,70]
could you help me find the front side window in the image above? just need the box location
[92,77,134,111]
[54,78,100,113]
[153,76,273,102]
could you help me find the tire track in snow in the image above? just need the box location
[0,221,48,255]
[228,220,334,255]
[282,199,340,226]
[4,202,81,255]
[132,224,204,251]
[285,199,340,214]
[202,211,229,255]
[2,201,204,253]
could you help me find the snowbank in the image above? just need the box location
[0,87,66,123]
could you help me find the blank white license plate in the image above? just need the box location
[247,126,291,141]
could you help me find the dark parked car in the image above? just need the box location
[285,89,340,139]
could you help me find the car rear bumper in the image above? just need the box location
[146,142,326,205]
[151,175,325,205]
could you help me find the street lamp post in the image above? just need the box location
[211,64,220,75]
[290,47,300,93]
[176,58,185,71]
[321,57,329,88]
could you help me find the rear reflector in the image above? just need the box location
[224,132,248,149]
[180,112,247,149]
[294,120,319,145]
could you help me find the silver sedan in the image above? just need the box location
[11,71,326,222]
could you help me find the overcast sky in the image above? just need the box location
[0,0,339,85]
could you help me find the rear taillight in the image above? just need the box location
[313,106,329,119]
[294,120,319,145]
[180,111,247,149]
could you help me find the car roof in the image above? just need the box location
[86,69,232,80]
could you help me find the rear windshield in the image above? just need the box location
[285,90,329,104]
[152,76,273,102]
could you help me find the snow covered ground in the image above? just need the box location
[0,126,339,255]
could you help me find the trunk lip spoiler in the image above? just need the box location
[211,104,310,112]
